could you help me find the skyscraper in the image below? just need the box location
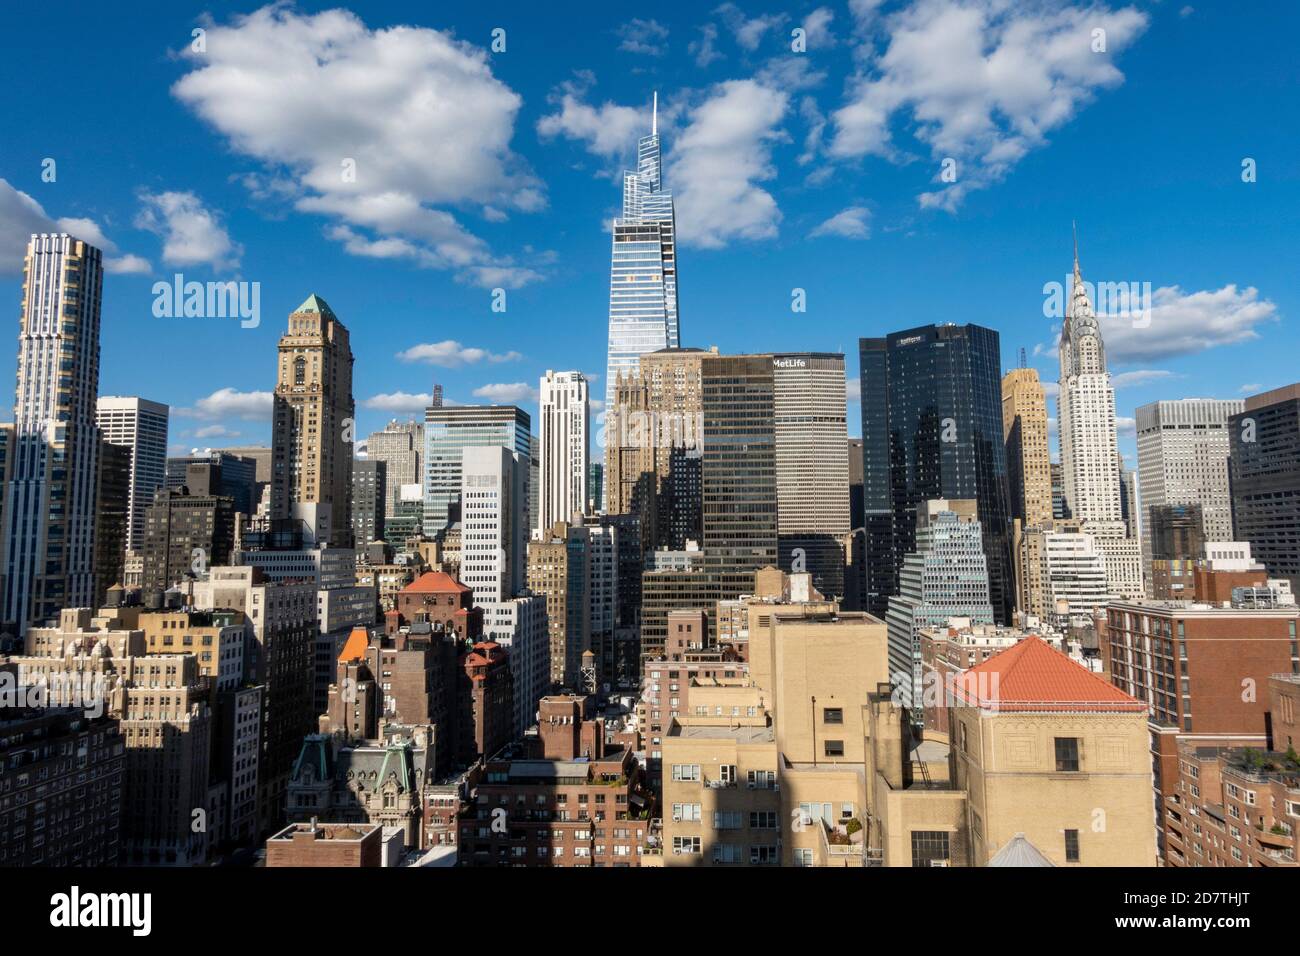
[537,370,590,537]
[1001,368,1053,528]
[95,396,170,552]
[605,346,706,555]
[1057,239,1122,528]
[2,234,103,633]
[460,445,548,736]
[366,420,423,519]
[1135,398,1242,563]
[1229,384,1300,590]
[858,324,1013,623]
[885,500,994,709]
[351,458,385,548]
[772,353,849,599]
[605,94,680,417]
[270,294,355,548]
[422,404,530,538]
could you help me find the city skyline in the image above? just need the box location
[0,2,1295,465]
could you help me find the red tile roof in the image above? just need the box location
[401,571,470,594]
[951,636,1146,713]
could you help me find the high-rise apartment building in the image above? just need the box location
[773,353,850,600]
[140,482,237,593]
[858,325,1013,622]
[605,96,680,418]
[351,458,385,548]
[1017,527,1111,619]
[270,295,355,548]
[190,565,318,831]
[95,397,169,552]
[422,404,530,538]
[885,500,995,707]
[2,234,103,633]
[1001,368,1053,528]
[460,445,548,736]
[538,371,589,537]
[527,519,618,688]
[1136,398,1241,565]
[365,420,423,519]
[1229,384,1300,590]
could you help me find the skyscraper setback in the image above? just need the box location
[604,95,680,419]
[270,295,355,548]
[2,234,103,633]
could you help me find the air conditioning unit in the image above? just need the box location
[930,859,950,867]
[746,782,755,790]
[672,814,681,822]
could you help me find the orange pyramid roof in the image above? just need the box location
[401,571,470,594]
[952,636,1145,713]
[338,627,370,663]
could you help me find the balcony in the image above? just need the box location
[817,818,873,867]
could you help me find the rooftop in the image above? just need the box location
[401,571,470,595]
[954,636,1146,713]
[670,724,774,743]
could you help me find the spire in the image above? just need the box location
[652,91,658,136]
[1072,220,1080,285]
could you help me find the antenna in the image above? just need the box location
[1018,347,1027,369]
[652,91,658,136]
[431,382,443,408]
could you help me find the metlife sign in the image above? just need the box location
[772,356,808,369]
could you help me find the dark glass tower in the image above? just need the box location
[1229,384,1300,590]
[858,324,1013,623]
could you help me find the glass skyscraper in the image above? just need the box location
[422,405,530,538]
[605,95,680,418]
[858,324,1013,624]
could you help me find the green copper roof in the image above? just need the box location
[294,293,336,318]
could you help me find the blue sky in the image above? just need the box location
[1,0,1297,464]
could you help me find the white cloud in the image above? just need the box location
[845,377,861,403]
[362,391,433,414]
[172,5,544,287]
[1041,380,1061,398]
[473,382,538,404]
[537,75,646,162]
[617,18,669,56]
[1240,383,1262,394]
[689,23,723,67]
[0,178,149,275]
[396,340,522,367]
[715,3,786,51]
[802,7,837,48]
[1117,415,1136,436]
[1111,368,1175,389]
[829,1,1149,209]
[136,190,241,271]
[178,387,274,421]
[106,254,153,275]
[193,424,241,439]
[810,206,872,239]
[1099,284,1279,363]
[668,79,789,248]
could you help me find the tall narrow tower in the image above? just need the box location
[537,370,589,535]
[1057,232,1123,527]
[2,234,103,633]
[605,93,681,417]
[270,294,355,548]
